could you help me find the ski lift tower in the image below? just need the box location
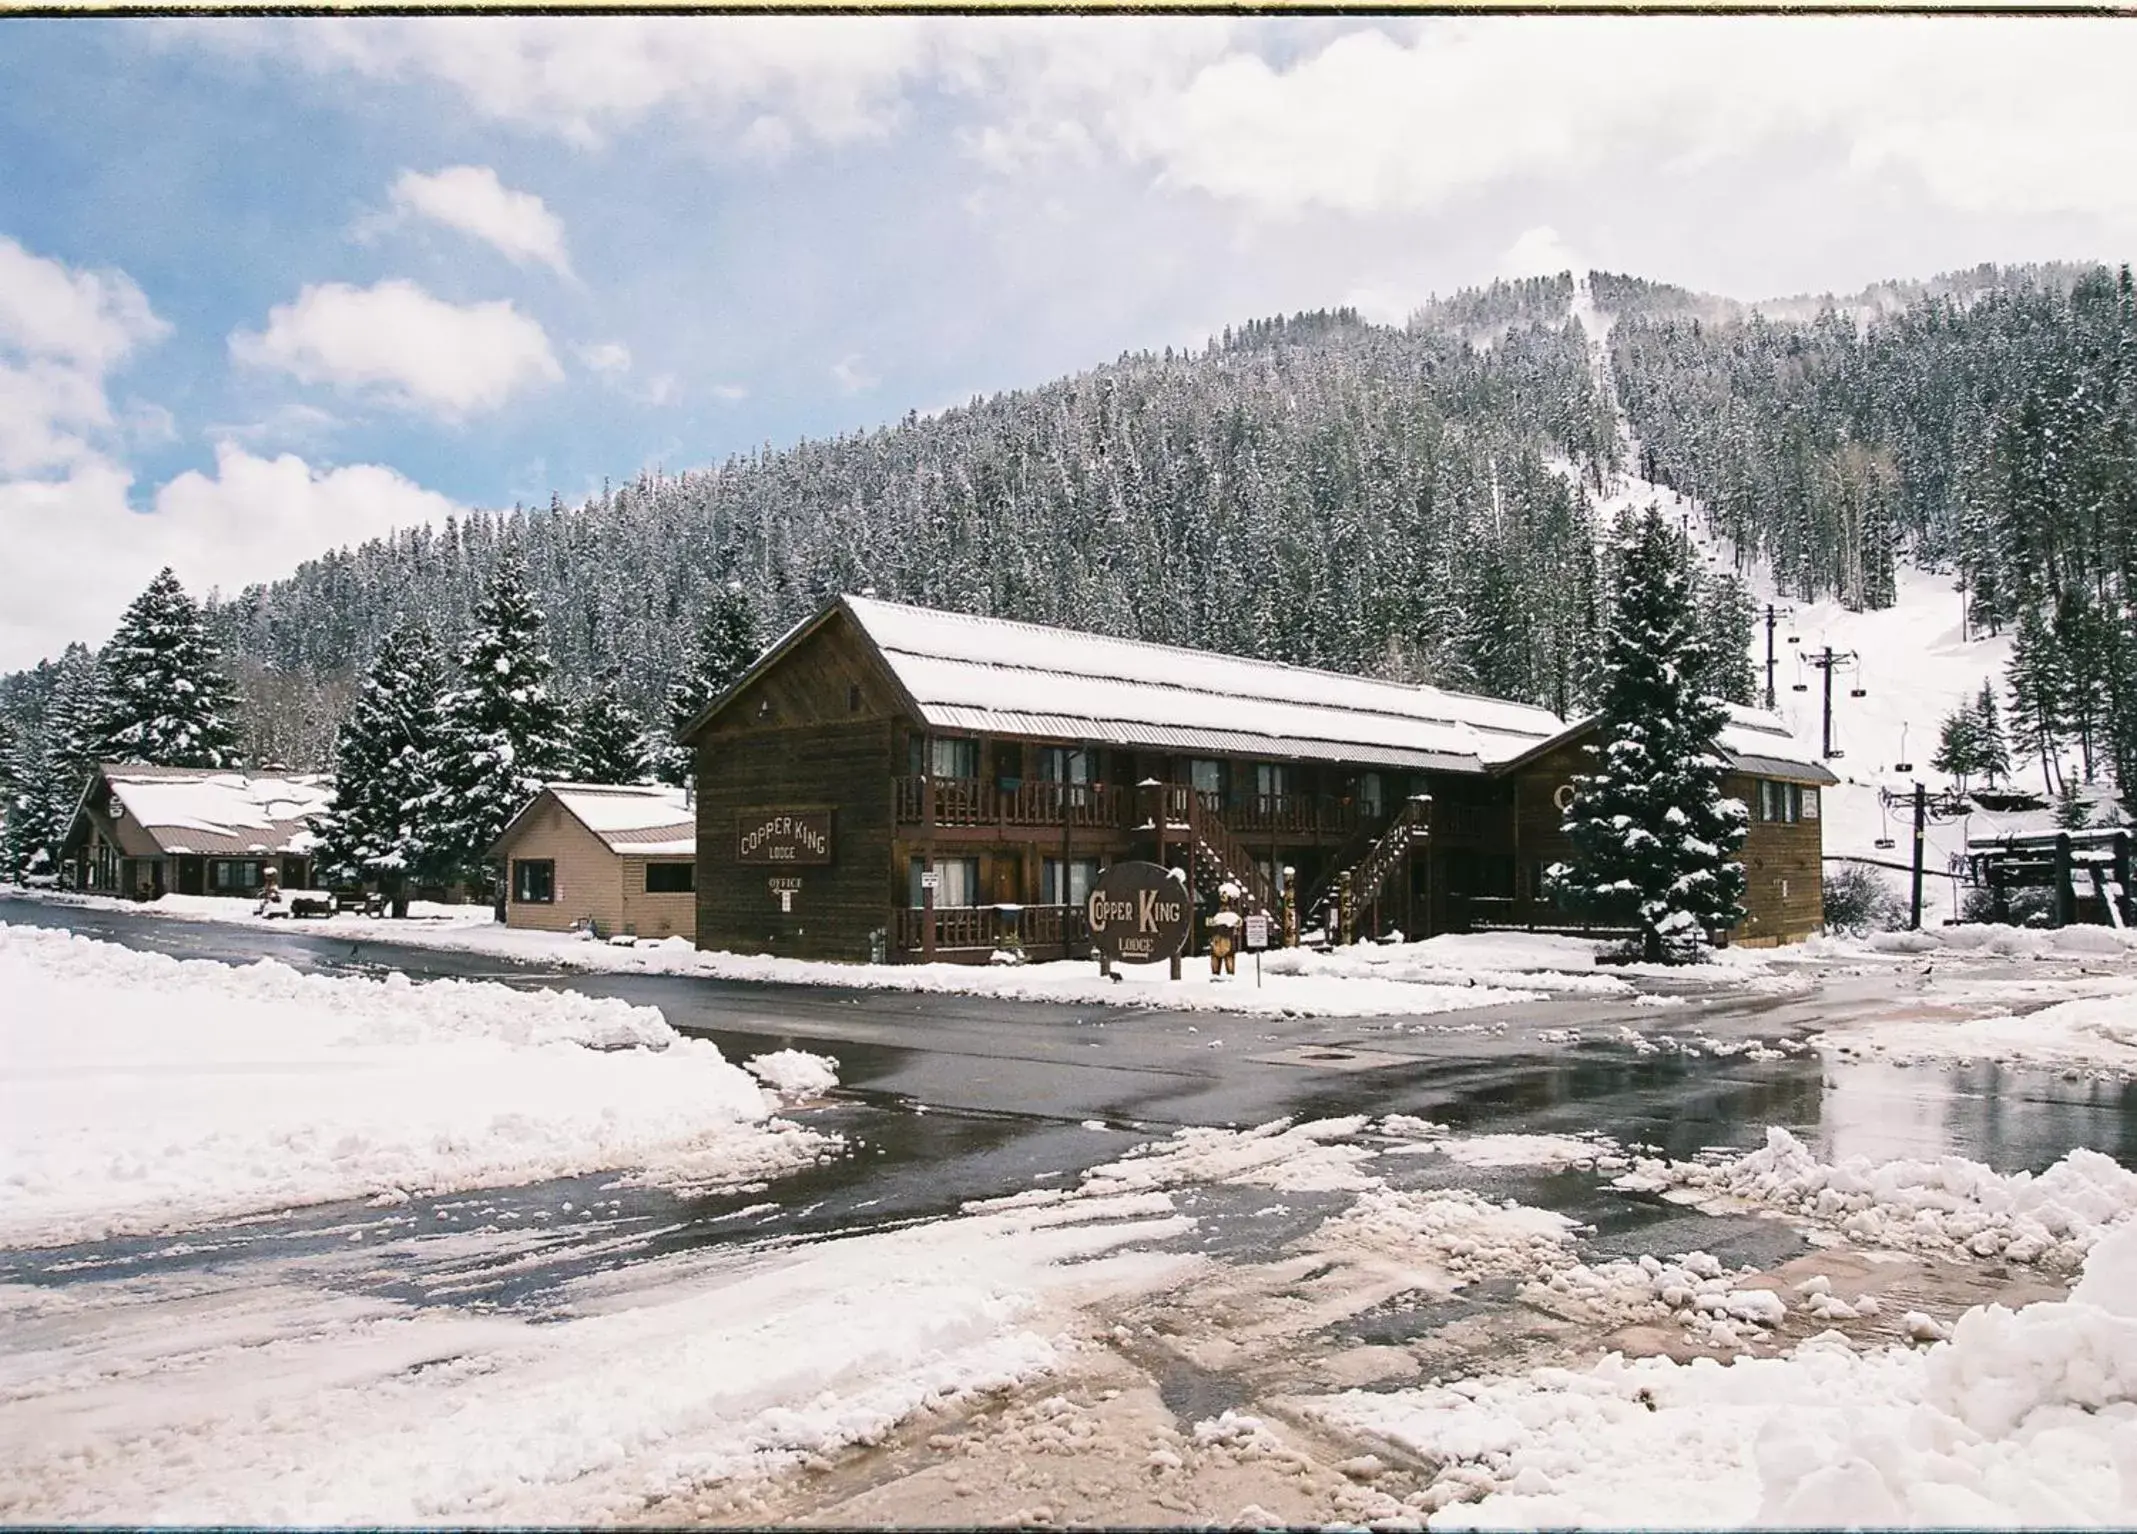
[1794,646,1864,760]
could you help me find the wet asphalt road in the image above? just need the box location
[6,895,2135,1310]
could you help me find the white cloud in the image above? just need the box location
[711,382,749,403]
[389,165,573,276]
[0,234,169,372]
[230,279,562,418]
[965,18,2137,238]
[0,445,462,669]
[1501,225,1580,281]
[0,236,170,476]
[575,340,632,375]
[830,354,876,394]
[250,17,938,151]
[154,444,462,590]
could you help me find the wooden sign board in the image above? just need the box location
[737,809,833,865]
[1086,860,1191,965]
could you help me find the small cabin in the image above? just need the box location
[489,783,697,941]
[62,762,330,899]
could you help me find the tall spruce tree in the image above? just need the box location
[1974,680,2012,788]
[572,667,651,784]
[98,569,241,768]
[657,581,764,784]
[1546,505,1748,963]
[1930,702,1983,792]
[311,620,449,907]
[2,724,60,880]
[424,556,575,884]
[2006,604,2068,792]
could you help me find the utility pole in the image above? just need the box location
[1910,780,1927,931]
[1762,604,1782,711]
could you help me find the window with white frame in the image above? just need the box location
[1042,857,1099,907]
[909,856,980,907]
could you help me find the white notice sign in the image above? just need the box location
[1243,913,1270,951]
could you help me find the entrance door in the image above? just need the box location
[991,853,1024,906]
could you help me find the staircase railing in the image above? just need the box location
[1307,794,1431,941]
[1150,785,1275,915]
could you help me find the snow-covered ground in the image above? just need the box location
[0,1189,1194,1524]
[1312,1221,2137,1528]
[7,890,1714,1017]
[0,923,836,1247]
[8,1061,2137,1525]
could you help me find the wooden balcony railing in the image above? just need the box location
[1227,792,1362,837]
[894,903,1092,955]
[894,776,1125,830]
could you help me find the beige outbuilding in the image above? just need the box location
[489,784,697,940]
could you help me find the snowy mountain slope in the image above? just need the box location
[1568,282,2092,920]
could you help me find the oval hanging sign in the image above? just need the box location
[1085,860,1192,965]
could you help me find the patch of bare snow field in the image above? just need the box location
[0,922,838,1247]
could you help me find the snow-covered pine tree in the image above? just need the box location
[1693,569,1757,706]
[1546,504,1748,963]
[657,581,764,784]
[1,724,59,880]
[311,620,448,910]
[2005,604,2068,792]
[98,569,242,768]
[1974,680,2012,789]
[1930,702,1983,792]
[572,666,651,785]
[424,556,576,885]
[2053,776,2093,831]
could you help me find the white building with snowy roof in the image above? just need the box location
[63,763,334,899]
[488,783,698,941]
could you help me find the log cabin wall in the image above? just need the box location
[694,616,901,961]
[1733,774,1825,945]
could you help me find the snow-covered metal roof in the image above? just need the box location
[1493,704,1840,785]
[503,783,696,858]
[1716,705,1841,786]
[91,764,333,858]
[842,595,1566,774]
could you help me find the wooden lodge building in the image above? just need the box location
[681,594,1838,964]
[62,763,332,899]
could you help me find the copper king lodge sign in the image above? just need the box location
[736,808,834,865]
[1085,860,1192,964]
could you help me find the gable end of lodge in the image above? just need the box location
[677,593,1838,964]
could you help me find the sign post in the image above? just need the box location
[1085,861,1192,979]
[1243,911,1270,988]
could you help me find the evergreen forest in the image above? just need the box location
[4,261,2134,877]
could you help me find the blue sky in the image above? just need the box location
[4,15,2134,669]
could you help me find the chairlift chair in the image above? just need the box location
[1894,724,1913,775]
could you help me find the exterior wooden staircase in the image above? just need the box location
[1145,784,1275,916]
[1305,794,1432,942]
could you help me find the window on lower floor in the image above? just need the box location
[512,858,556,903]
[644,861,694,894]
[908,856,980,907]
[1042,857,1099,907]
[210,859,264,892]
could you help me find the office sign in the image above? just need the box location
[737,809,833,865]
[1086,860,1191,965]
